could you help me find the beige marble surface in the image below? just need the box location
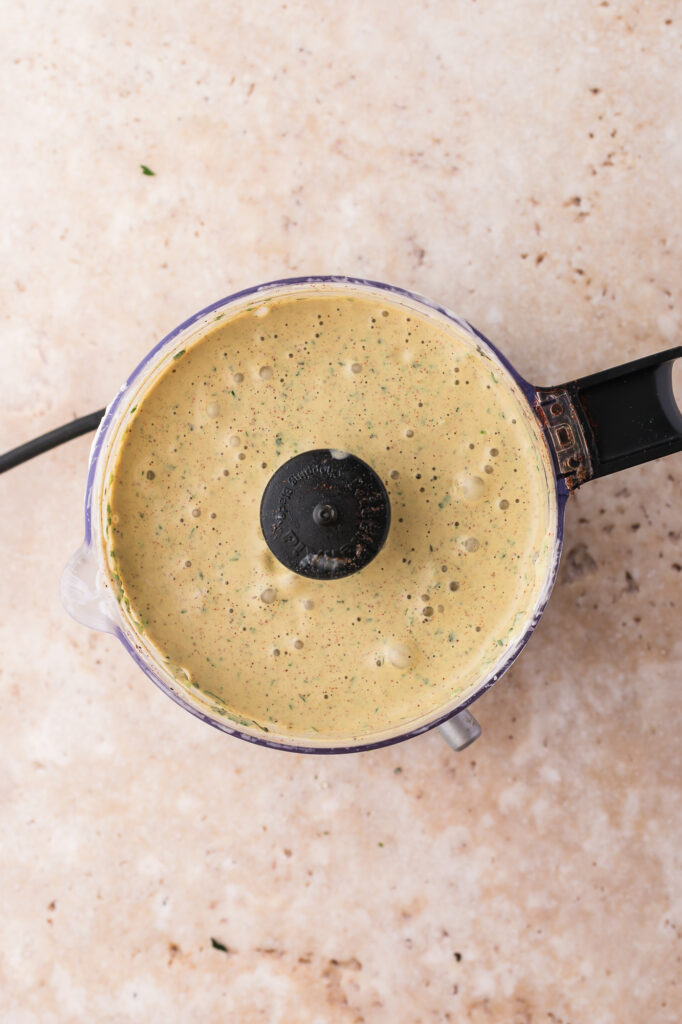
[1,1,681,1021]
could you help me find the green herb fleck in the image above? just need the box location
[173,349,186,361]
[210,937,229,952]
[140,165,156,176]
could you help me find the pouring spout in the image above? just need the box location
[61,541,119,635]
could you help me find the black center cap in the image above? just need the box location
[259,449,391,580]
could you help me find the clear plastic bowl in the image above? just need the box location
[61,277,567,753]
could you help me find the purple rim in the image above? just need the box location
[84,276,569,754]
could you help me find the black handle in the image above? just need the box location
[569,347,682,478]
[535,347,682,486]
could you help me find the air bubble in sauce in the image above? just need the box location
[457,475,486,502]
[388,642,413,669]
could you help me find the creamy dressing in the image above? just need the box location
[104,292,556,741]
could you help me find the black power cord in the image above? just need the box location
[0,410,105,474]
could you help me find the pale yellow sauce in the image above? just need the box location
[105,291,556,741]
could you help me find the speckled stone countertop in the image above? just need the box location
[1,2,681,1022]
